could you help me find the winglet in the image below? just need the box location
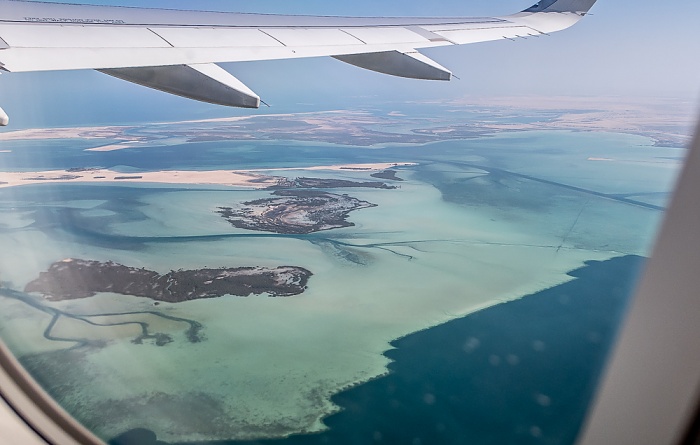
[523,0,597,14]
[510,0,597,34]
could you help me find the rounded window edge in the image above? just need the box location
[0,340,104,445]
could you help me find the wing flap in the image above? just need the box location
[341,27,430,45]
[262,28,361,47]
[333,50,451,81]
[149,27,283,49]
[99,63,260,108]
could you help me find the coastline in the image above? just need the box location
[0,98,692,150]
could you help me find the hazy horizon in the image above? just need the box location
[0,0,698,129]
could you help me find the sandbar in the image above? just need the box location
[85,143,144,152]
[0,169,277,189]
[0,163,414,189]
[0,125,133,141]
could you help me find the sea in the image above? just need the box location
[0,106,684,444]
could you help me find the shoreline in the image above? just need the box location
[0,98,691,150]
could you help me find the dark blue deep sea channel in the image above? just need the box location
[111,255,642,445]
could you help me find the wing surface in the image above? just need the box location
[0,0,597,123]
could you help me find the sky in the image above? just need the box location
[0,0,699,128]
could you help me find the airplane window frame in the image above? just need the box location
[1,1,698,444]
[0,340,103,444]
[575,118,700,445]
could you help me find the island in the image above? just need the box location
[24,259,312,301]
[370,170,404,181]
[217,190,376,234]
[0,163,410,189]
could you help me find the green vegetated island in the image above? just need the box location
[25,259,312,302]
[217,176,396,234]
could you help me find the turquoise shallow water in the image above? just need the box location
[0,124,682,442]
[136,255,638,445]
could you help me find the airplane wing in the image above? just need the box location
[0,0,597,125]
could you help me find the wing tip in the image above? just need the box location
[523,0,597,14]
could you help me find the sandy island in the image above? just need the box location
[0,169,275,189]
[0,163,412,189]
[0,126,133,141]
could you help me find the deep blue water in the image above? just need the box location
[110,255,643,445]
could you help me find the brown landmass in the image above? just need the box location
[25,259,312,301]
